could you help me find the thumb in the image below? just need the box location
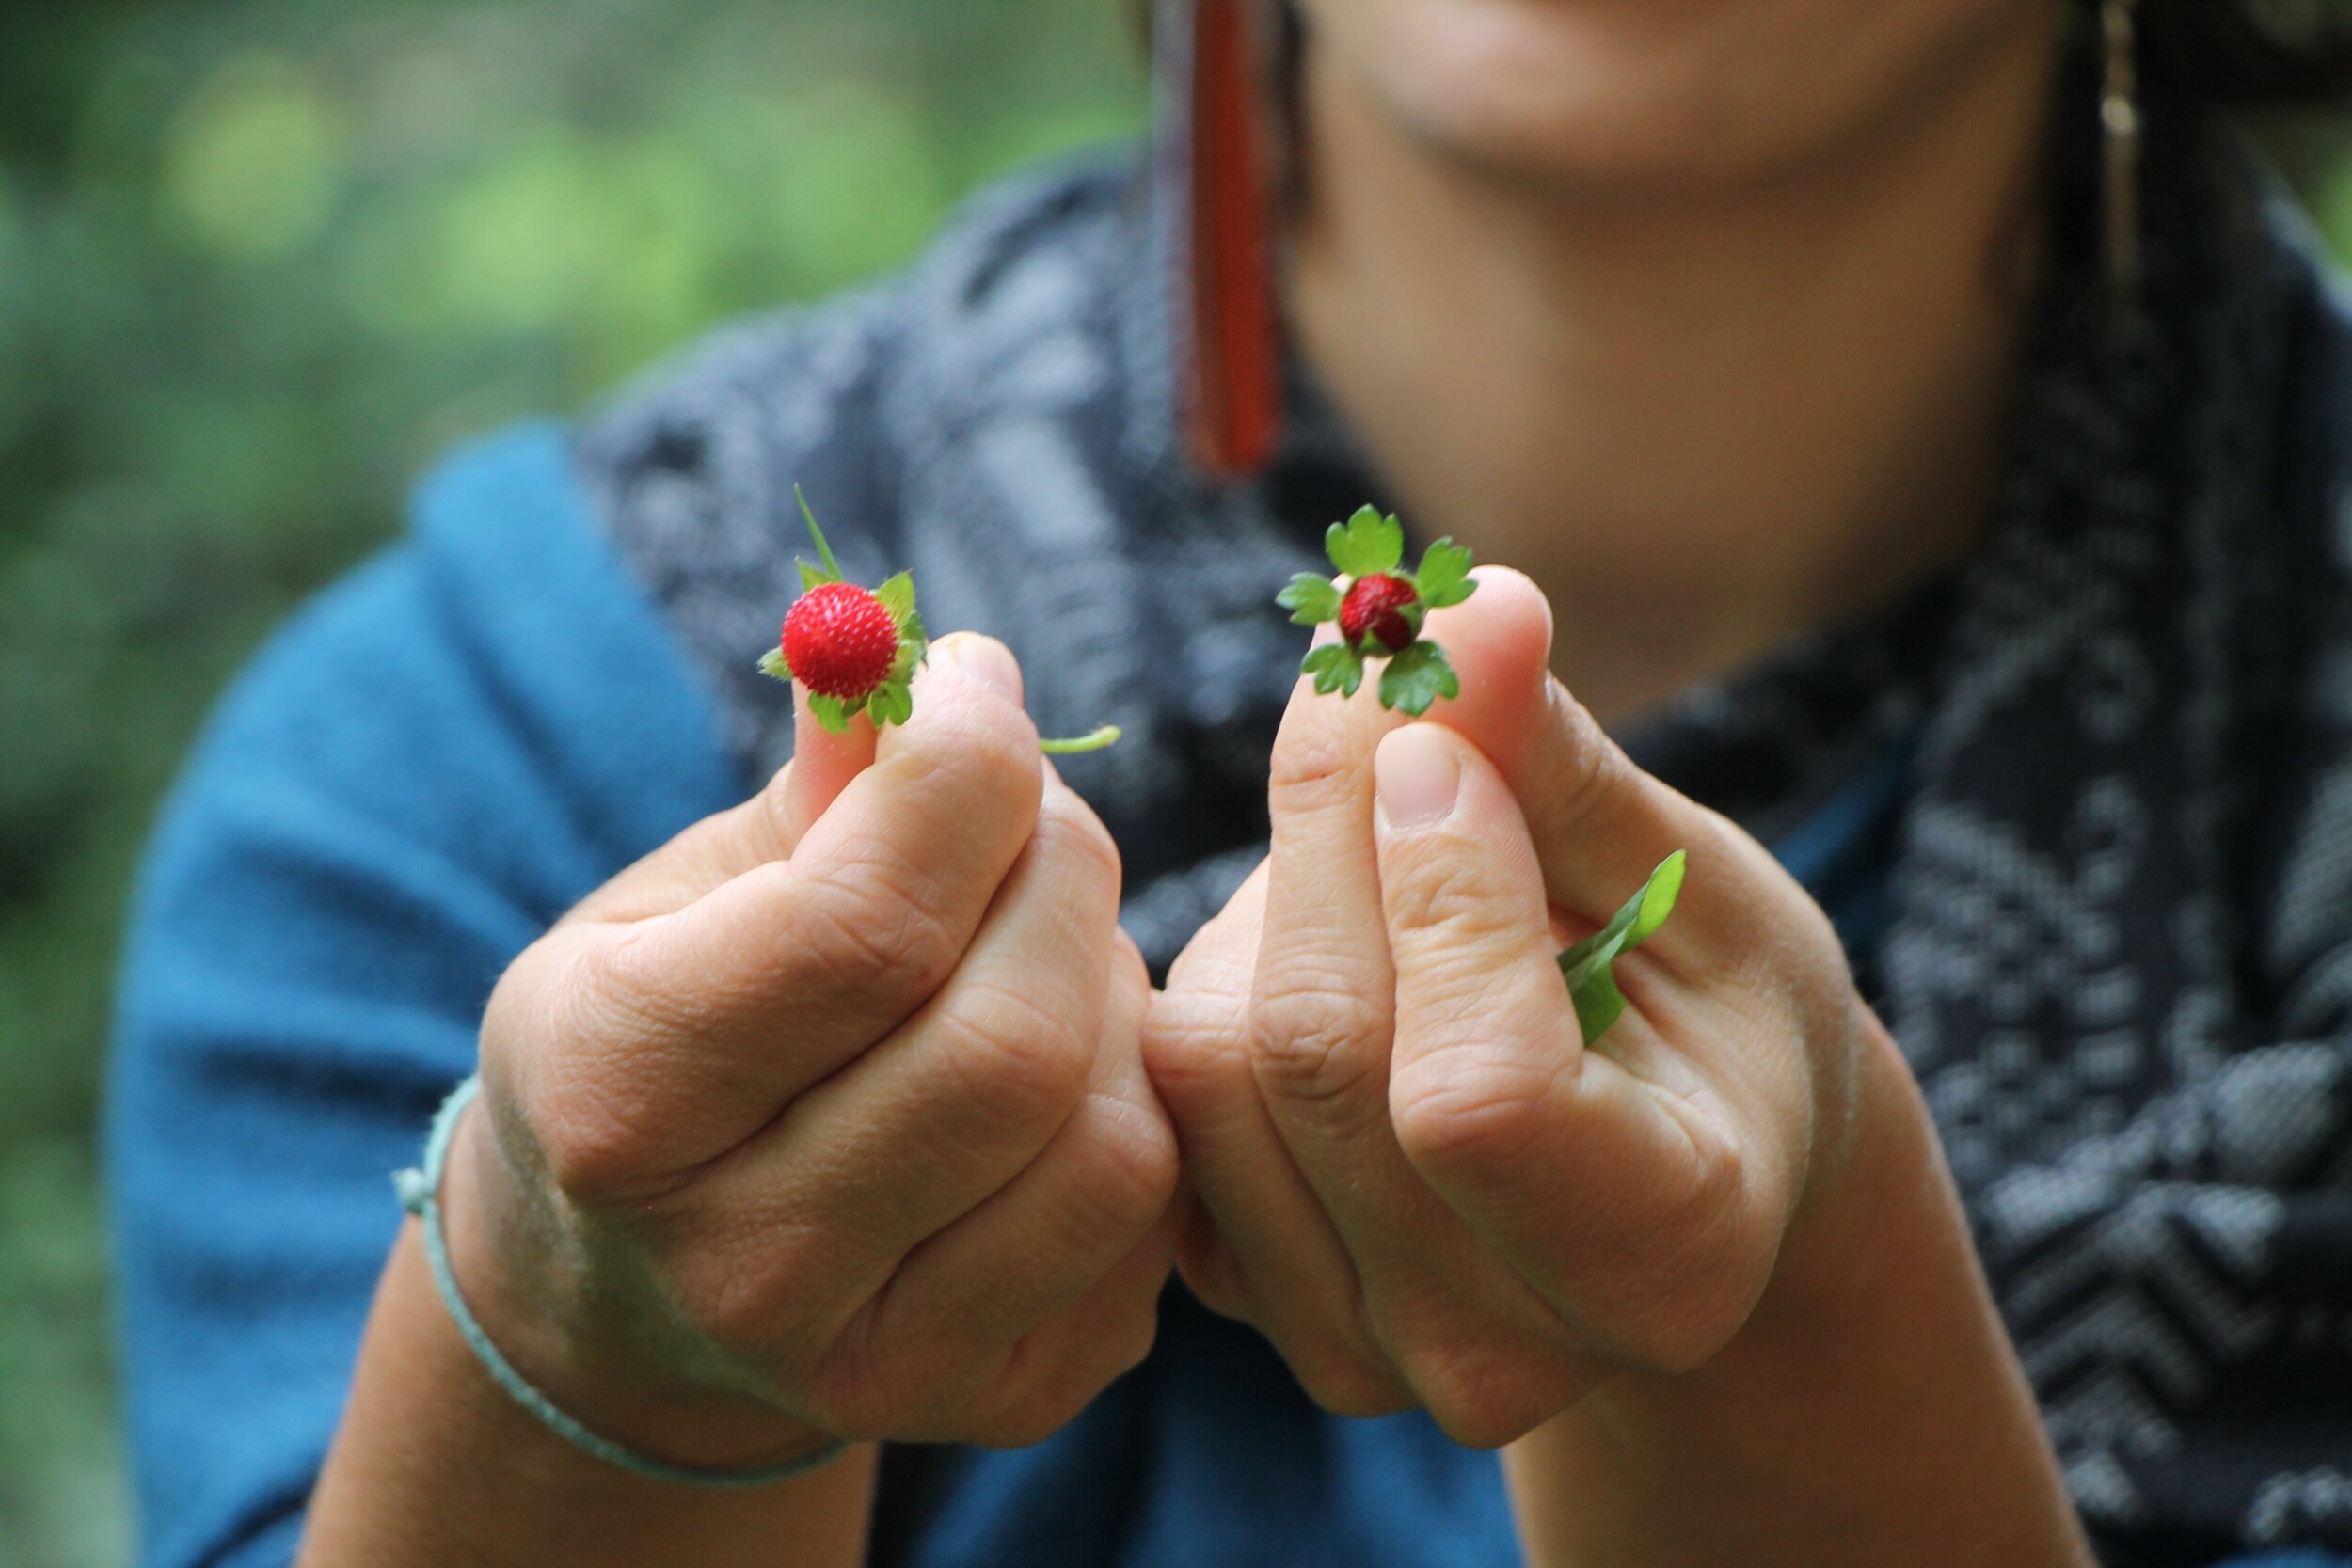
[1373,720,1759,1364]
[571,633,1019,924]
[1420,568,1710,955]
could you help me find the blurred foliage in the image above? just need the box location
[0,2,1141,1562]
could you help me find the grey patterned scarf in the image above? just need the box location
[580,91,2352,1563]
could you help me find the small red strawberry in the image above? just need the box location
[759,492,929,734]
[783,582,900,700]
[1276,506,1479,717]
[1339,573,1419,654]
[759,490,1122,754]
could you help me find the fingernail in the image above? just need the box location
[1375,725,1462,831]
[929,634,1023,703]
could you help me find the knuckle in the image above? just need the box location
[1268,704,1370,816]
[906,689,1041,804]
[1285,1339,1415,1419]
[1401,1334,1588,1450]
[796,866,963,1004]
[529,1087,663,1205]
[1390,1056,1554,1183]
[981,1313,1163,1449]
[933,977,1096,1120]
[1065,1094,1182,1238]
[1249,979,1391,1108]
[1140,992,1250,1110]
[1382,849,1513,944]
[663,1225,829,1369]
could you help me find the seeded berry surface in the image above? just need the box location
[783,583,900,699]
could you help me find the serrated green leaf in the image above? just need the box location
[807,692,852,735]
[1302,641,1365,698]
[1278,573,1343,626]
[876,571,919,630]
[1414,539,1478,609]
[1556,853,1688,1044]
[799,559,832,593]
[1378,641,1459,718]
[758,646,795,684]
[1326,506,1406,578]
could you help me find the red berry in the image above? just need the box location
[1339,573,1419,654]
[782,582,900,700]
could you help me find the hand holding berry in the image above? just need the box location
[420,635,1181,1474]
[1147,567,1923,1441]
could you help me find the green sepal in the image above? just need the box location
[1412,539,1477,610]
[799,559,832,594]
[1326,506,1406,578]
[1278,573,1343,626]
[1377,640,1459,718]
[886,633,928,687]
[867,681,914,730]
[806,691,854,735]
[876,571,920,634]
[758,646,795,685]
[1556,852,1689,1045]
[1301,641,1366,699]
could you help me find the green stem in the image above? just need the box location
[1039,726,1122,755]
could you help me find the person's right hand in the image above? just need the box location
[440,633,1183,1471]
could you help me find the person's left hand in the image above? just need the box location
[1141,568,1880,1447]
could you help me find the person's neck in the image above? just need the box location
[1288,24,2059,724]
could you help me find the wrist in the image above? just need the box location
[440,1092,841,1473]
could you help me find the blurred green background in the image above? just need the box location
[0,2,1141,1561]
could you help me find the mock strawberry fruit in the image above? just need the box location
[757,490,1123,754]
[759,492,928,734]
[1276,506,1478,717]
[1339,573,1419,654]
[783,583,900,700]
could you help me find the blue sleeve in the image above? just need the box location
[105,425,745,1568]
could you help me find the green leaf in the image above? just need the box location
[1628,850,1688,944]
[796,486,847,581]
[875,571,919,632]
[799,559,832,594]
[807,692,853,735]
[867,681,914,730]
[758,646,795,684]
[1377,641,1459,718]
[1413,539,1478,610]
[1301,641,1365,698]
[1556,852,1688,1045]
[1326,507,1406,578]
[1277,573,1343,626]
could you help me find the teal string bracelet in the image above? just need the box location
[394,1073,849,1489]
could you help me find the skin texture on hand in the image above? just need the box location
[1145,569,2091,1565]
[301,635,1183,1566]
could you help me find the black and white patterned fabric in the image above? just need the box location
[578,87,2352,1567]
